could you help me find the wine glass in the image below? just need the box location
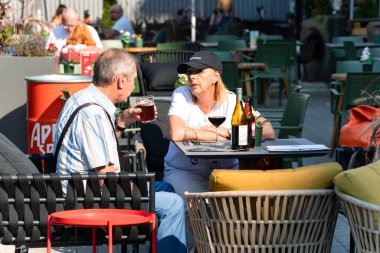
[208,100,227,145]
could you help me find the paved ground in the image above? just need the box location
[0,81,350,252]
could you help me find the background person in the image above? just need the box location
[54,48,187,253]
[97,4,135,41]
[45,7,103,52]
[164,51,275,199]
[50,4,67,29]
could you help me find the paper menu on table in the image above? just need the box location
[265,145,329,152]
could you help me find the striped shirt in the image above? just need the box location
[54,84,120,193]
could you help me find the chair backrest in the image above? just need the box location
[136,51,194,95]
[343,72,380,111]
[185,189,338,253]
[0,132,40,174]
[256,43,292,69]
[335,187,380,253]
[140,98,171,180]
[343,41,358,60]
[278,92,311,138]
[217,39,247,51]
[257,39,298,80]
[156,42,188,51]
[221,61,240,91]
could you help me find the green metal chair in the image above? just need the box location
[257,39,298,83]
[221,61,258,94]
[251,43,292,107]
[330,72,380,154]
[217,39,247,51]
[270,92,311,167]
[260,83,302,120]
[156,42,188,51]
[330,60,363,114]
[343,41,358,60]
[331,72,380,127]
[331,36,364,60]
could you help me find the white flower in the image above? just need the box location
[119,30,124,34]
[124,31,131,36]
[252,109,261,119]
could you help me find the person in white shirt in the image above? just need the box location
[97,4,135,42]
[45,7,103,52]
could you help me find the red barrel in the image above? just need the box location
[25,74,92,154]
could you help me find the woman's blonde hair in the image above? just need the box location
[66,23,96,46]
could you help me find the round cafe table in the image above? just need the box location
[124,47,157,53]
[47,209,156,253]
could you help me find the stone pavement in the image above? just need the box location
[0,82,351,252]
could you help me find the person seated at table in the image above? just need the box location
[45,7,103,52]
[164,51,275,199]
[54,48,187,253]
[49,4,67,29]
[66,23,97,46]
[97,4,135,42]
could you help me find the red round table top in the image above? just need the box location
[50,209,154,227]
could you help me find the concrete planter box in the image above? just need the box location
[0,56,57,152]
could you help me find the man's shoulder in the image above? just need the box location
[51,25,66,35]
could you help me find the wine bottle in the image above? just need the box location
[244,97,255,148]
[231,88,249,150]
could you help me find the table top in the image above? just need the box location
[331,73,347,82]
[124,47,157,53]
[326,42,380,49]
[238,62,267,70]
[50,209,154,226]
[174,138,329,159]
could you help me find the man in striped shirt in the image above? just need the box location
[54,48,187,253]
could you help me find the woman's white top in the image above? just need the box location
[164,86,239,173]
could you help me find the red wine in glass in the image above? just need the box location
[208,116,226,128]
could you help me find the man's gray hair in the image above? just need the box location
[92,48,137,87]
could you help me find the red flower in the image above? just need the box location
[47,43,58,53]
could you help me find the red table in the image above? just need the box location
[47,209,156,253]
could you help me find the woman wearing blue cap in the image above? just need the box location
[164,51,275,198]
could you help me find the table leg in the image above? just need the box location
[92,226,96,253]
[47,216,51,253]
[242,71,253,97]
[108,221,113,253]
[152,216,157,253]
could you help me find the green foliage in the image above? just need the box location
[305,0,332,17]
[355,0,378,19]
[101,0,116,29]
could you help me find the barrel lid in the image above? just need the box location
[25,74,92,83]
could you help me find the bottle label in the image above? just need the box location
[238,125,248,145]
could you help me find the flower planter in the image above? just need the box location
[64,65,75,74]
[0,56,58,152]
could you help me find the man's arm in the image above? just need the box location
[96,19,120,39]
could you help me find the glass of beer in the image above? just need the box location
[136,95,155,123]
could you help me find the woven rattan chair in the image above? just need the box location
[185,189,338,253]
[335,187,380,253]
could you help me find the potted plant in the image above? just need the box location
[360,47,374,72]
[120,30,131,48]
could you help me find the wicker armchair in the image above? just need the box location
[185,190,338,253]
[335,187,380,253]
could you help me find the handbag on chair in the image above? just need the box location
[340,105,380,148]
